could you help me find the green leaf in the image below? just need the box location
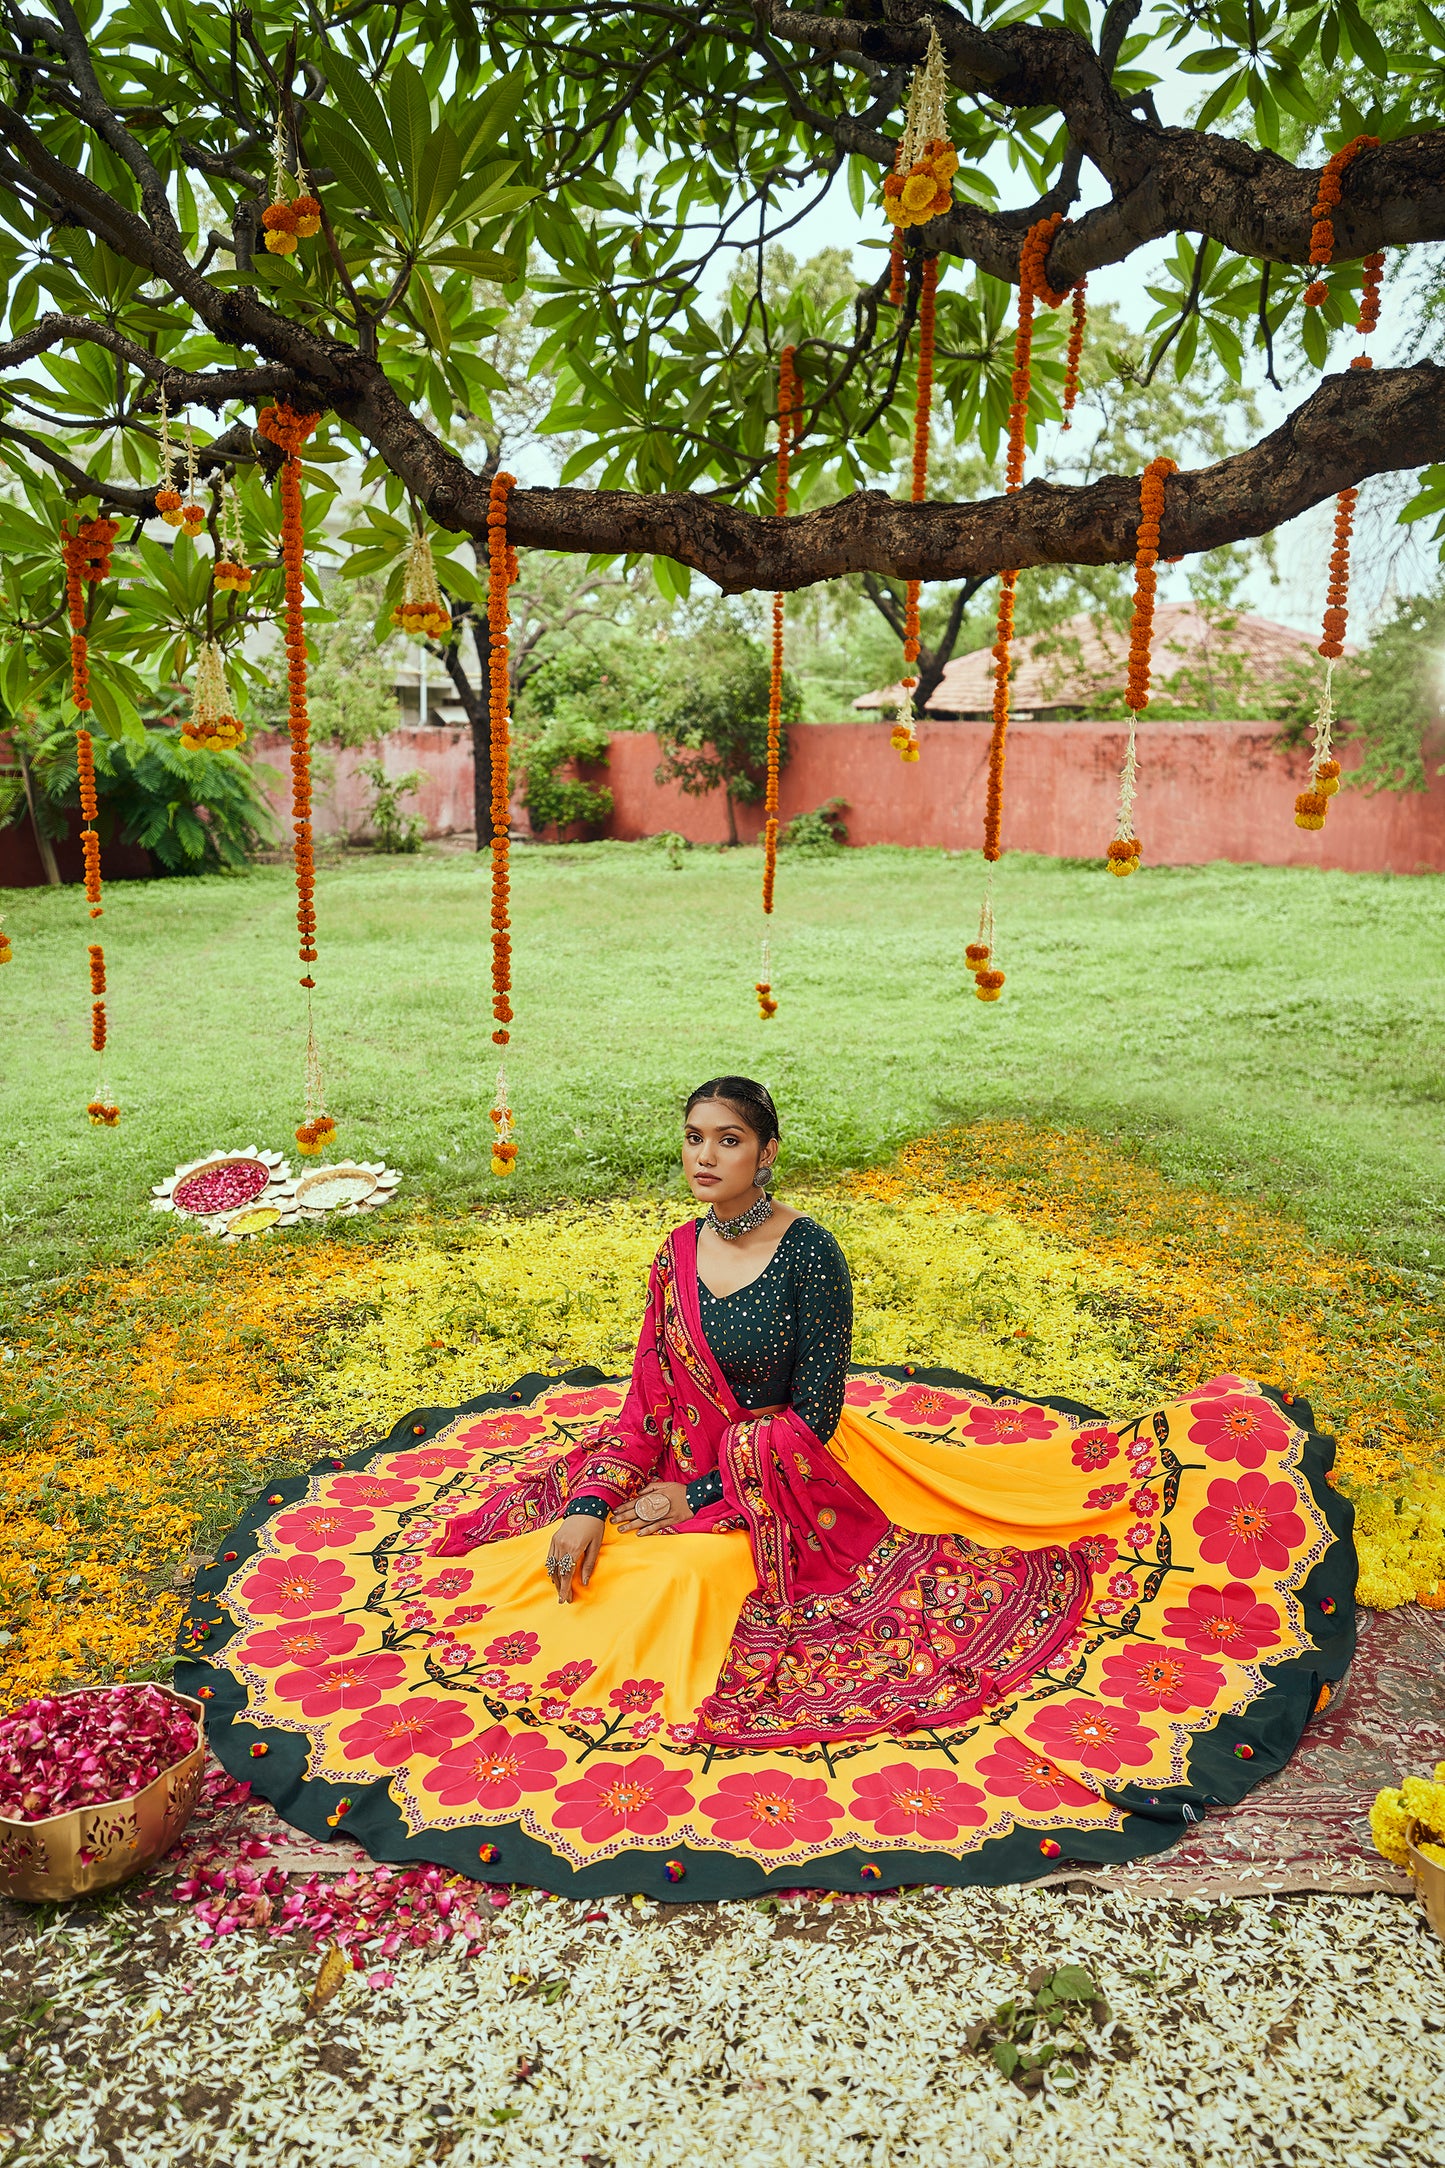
[1341,0,1390,75]
[991,2041,1020,2079]
[1049,1966,1098,2003]
[387,58,434,202]
[415,118,463,238]
[318,45,394,173]
[309,107,397,226]
[454,71,529,172]
[422,246,515,280]
[1301,304,1329,369]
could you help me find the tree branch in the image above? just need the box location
[0,313,307,406]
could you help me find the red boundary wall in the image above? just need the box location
[602,720,1445,874]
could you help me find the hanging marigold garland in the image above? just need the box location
[890,257,937,765]
[756,346,799,1020]
[880,28,957,237]
[61,514,120,1122]
[1106,456,1177,877]
[257,399,335,1157]
[487,470,520,1173]
[392,524,454,641]
[182,639,244,753]
[1061,279,1087,428]
[0,914,11,966]
[970,212,1067,1003]
[1302,135,1378,307]
[213,476,252,595]
[262,113,322,256]
[1296,142,1382,834]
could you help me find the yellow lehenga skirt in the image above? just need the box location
[178,1365,1355,1897]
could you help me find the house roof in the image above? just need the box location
[855,601,1345,718]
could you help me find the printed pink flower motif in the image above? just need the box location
[884,1384,964,1425]
[1026,1697,1157,1775]
[699,1771,845,1851]
[668,1722,698,1745]
[338,1697,472,1767]
[243,1614,363,1668]
[445,1604,493,1628]
[399,1604,436,1631]
[608,1679,663,1714]
[241,1556,356,1620]
[393,1575,424,1596]
[384,1446,475,1479]
[1194,1472,1307,1577]
[975,1734,1098,1811]
[849,1763,989,1840]
[571,1707,605,1726]
[1098,1641,1227,1714]
[271,1504,377,1553]
[497,1680,532,1702]
[536,1699,572,1722]
[1125,1446,1158,1478]
[542,1387,618,1421]
[422,1568,474,1599]
[1073,1536,1119,1574]
[1129,1486,1161,1517]
[1108,1574,1138,1602]
[1094,1600,1126,1619]
[1084,1485,1128,1512]
[483,1631,540,1668]
[326,1475,420,1509]
[1161,1582,1283,1661]
[963,1403,1057,1446]
[1126,1523,1155,1551]
[844,1377,883,1407]
[421,1724,567,1808]
[552,1755,695,1841]
[629,1715,664,1739]
[1189,1394,1292,1469]
[275,1650,408,1716]
[425,1636,474,1671]
[1071,1430,1119,1471]
[541,1661,596,1698]
[455,1412,546,1451]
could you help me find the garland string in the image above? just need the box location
[61,514,120,1123]
[972,213,1065,1003]
[487,471,520,1174]
[891,255,938,763]
[758,345,798,1019]
[257,401,334,1156]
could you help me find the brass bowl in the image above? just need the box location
[1407,1821,1445,1943]
[0,1686,205,1904]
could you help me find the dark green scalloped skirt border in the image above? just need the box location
[176,1366,1357,1901]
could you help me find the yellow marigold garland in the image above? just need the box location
[181,639,244,753]
[890,258,937,766]
[1107,456,1176,876]
[1370,1765,1445,1871]
[487,471,519,1170]
[262,112,321,256]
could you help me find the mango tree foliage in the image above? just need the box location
[1,0,1445,733]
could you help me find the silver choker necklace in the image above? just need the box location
[706,1194,774,1241]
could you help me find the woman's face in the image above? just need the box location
[682,1100,777,1213]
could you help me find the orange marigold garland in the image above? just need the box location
[891,258,937,765]
[1296,160,1383,835]
[0,915,11,966]
[487,471,520,1169]
[182,640,245,753]
[213,476,252,596]
[257,399,333,1153]
[154,388,183,526]
[1061,279,1087,428]
[972,214,1067,1002]
[759,347,799,1017]
[62,513,120,1121]
[1302,135,1378,307]
[1107,456,1177,875]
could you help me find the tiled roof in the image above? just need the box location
[855,601,1347,717]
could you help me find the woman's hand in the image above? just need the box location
[544,1514,605,1604]
[613,1481,690,1537]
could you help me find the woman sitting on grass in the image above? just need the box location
[184,1077,1355,1899]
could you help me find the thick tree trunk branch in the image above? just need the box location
[384,363,1445,593]
[0,313,306,406]
[765,5,1445,283]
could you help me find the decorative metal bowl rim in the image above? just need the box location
[0,1682,204,1836]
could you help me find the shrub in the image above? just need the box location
[779,797,849,851]
[356,760,426,852]
[22,723,277,874]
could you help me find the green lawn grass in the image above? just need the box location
[2,842,1442,1305]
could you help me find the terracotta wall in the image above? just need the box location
[602,720,1445,875]
[7,720,1441,887]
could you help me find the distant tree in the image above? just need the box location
[253,577,401,750]
[1331,586,1445,792]
[651,612,800,845]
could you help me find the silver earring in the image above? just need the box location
[755,1163,774,1191]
